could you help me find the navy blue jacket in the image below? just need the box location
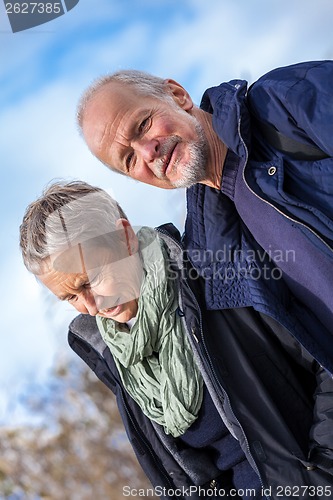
[184,60,333,373]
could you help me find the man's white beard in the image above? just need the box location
[153,120,208,188]
[171,139,207,188]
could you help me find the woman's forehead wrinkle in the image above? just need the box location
[73,274,88,289]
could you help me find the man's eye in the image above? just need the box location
[138,117,150,133]
[67,295,76,303]
[126,151,134,170]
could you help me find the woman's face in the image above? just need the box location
[39,240,143,323]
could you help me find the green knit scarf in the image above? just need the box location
[96,227,203,437]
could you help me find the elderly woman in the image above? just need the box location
[20,181,203,437]
[20,181,333,499]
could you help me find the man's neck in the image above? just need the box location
[195,108,227,190]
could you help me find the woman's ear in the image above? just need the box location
[163,79,194,111]
[116,218,139,255]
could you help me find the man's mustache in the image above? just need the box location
[153,136,181,178]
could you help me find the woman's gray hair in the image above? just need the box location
[20,180,128,275]
[77,69,173,131]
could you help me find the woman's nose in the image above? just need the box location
[83,291,100,316]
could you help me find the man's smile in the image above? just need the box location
[154,138,180,179]
[164,142,178,176]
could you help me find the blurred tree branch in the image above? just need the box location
[0,355,157,499]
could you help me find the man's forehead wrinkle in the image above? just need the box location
[89,119,110,151]
[99,111,130,152]
[98,121,113,152]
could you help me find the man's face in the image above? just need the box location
[82,82,208,189]
[39,242,143,324]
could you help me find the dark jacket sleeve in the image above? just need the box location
[308,365,333,474]
[248,60,333,156]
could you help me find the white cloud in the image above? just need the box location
[0,251,72,423]
[147,0,333,98]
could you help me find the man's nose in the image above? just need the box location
[134,138,159,163]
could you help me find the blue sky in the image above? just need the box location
[1,0,332,423]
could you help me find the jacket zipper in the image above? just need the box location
[158,226,270,498]
[179,283,269,499]
[157,226,270,497]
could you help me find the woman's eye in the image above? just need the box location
[89,276,100,288]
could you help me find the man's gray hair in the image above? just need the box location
[77,69,173,131]
[20,180,128,275]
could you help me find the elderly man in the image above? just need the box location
[77,61,333,375]
[20,181,333,497]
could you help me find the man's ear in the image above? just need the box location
[164,79,194,111]
[116,218,139,255]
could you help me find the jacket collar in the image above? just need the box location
[200,79,251,200]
